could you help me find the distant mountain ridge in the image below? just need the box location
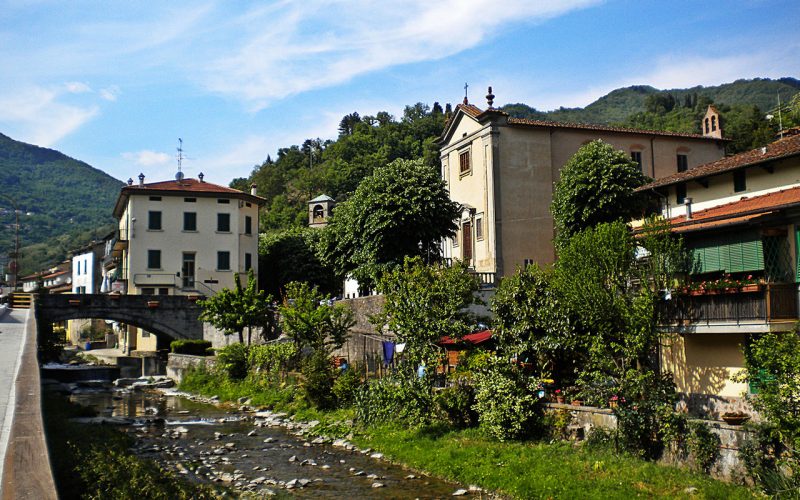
[502,77,800,125]
[0,132,122,274]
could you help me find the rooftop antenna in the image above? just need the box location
[176,138,185,181]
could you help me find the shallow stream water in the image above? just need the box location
[68,385,483,499]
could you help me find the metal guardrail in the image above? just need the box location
[659,283,798,325]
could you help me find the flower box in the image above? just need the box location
[556,395,565,404]
[571,399,584,406]
[721,413,750,426]
[146,300,160,309]
[109,294,121,300]
[740,284,763,293]
[187,295,200,302]
[68,299,81,306]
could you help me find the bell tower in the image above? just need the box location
[702,105,723,139]
[308,195,336,228]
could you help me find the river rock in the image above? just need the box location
[288,455,298,462]
[452,489,468,496]
[372,482,385,488]
[311,437,325,444]
[263,437,275,443]
[370,452,383,459]
[247,430,257,436]
[405,474,416,479]
[251,476,266,485]
[224,442,236,450]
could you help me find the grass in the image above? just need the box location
[180,368,758,499]
[351,424,756,499]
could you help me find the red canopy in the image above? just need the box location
[438,329,492,346]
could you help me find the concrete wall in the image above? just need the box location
[166,353,216,383]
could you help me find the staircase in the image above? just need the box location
[10,292,32,309]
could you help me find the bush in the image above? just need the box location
[355,370,433,426]
[739,422,800,496]
[247,343,298,376]
[687,421,721,473]
[170,339,212,356]
[332,364,363,408]
[215,343,249,380]
[434,380,477,428]
[613,370,677,458]
[473,355,542,441]
[302,350,336,409]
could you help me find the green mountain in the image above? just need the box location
[0,133,122,275]
[502,77,800,124]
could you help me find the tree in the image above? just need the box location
[551,140,648,248]
[198,270,275,344]
[321,158,460,286]
[374,256,479,367]
[258,228,340,298]
[278,281,353,353]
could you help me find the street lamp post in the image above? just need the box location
[0,195,20,290]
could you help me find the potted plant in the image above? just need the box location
[721,411,750,426]
[554,389,565,404]
[146,300,159,308]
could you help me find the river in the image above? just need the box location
[66,382,485,499]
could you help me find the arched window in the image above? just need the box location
[312,204,324,221]
[705,118,710,134]
[711,116,717,131]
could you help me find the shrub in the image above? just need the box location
[247,343,298,376]
[543,408,574,441]
[332,364,363,408]
[613,370,677,458]
[434,380,477,428]
[355,370,433,426]
[473,355,542,441]
[170,339,212,356]
[215,343,249,380]
[302,350,337,410]
[687,421,721,473]
[739,422,800,495]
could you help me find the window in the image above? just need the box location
[147,249,161,269]
[184,197,196,203]
[630,151,643,171]
[183,212,197,231]
[676,183,687,205]
[462,221,473,262]
[245,202,252,208]
[217,198,230,204]
[711,116,717,131]
[524,259,534,268]
[734,170,746,192]
[158,288,169,295]
[459,150,471,175]
[148,211,162,230]
[245,252,252,271]
[245,215,252,235]
[705,118,710,134]
[217,251,231,271]
[677,154,688,173]
[76,263,81,276]
[149,196,161,201]
[475,215,484,241]
[217,213,231,232]
[141,287,155,295]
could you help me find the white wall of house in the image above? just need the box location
[72,251,94,294]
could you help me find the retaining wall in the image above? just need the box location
[167,353,217,383]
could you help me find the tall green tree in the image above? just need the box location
[198,270,275,344]
[258,228,340,297]
[374,256,479,367]
[321,158,460,287]
[278,281,353,353]
[551,140,648,248]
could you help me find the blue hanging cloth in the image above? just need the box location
[382,341,395,366]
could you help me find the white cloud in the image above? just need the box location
[99,85,120,101]
[0,86,98,146]
[121,150,172,167]
[65,81,92,93]
[201,0,601,110]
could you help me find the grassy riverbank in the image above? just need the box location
[41,389,220,499]
[179,369,756,499]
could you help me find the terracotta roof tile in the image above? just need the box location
[639,134,800,190]
[124,178,246,195]
[664,185,800,233]
[505,117,719,140]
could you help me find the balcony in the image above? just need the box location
[659,283,798,326]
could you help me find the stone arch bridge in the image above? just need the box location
[35,294,204,347]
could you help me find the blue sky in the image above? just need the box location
[1,0,798,185]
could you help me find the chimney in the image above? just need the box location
[250,183,257,196]
[684,197,693,220]
[138,173,145,186]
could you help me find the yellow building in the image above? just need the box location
[112,173,265,353]
[639,130,800,417]
[438,93,727,281]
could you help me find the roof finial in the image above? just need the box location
[198,172,204,182]
[486,86,495,109]
[138,172,145,186]
[463,82,469,105]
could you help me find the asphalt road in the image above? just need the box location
[0,308,29,493]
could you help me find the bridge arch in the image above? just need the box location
[35,294,204,349]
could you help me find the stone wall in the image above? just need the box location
[167,353,217,383]
[331,295,394,374]
[543,402,753,481]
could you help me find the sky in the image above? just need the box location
[1,0,798,186]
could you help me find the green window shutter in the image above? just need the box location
[796,228,800,282]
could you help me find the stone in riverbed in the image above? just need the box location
[247,430,257,436]
[369,452,383,459]
[372,482,385,488]
[452,489,468,496]
[288,455,298,462]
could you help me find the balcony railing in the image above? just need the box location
[659,283,798,325]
